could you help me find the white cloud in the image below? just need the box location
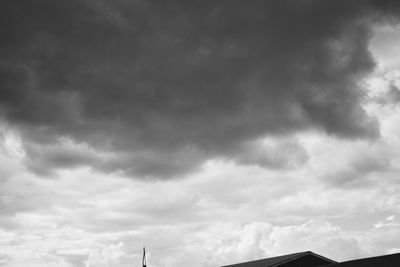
[84,242,137,267]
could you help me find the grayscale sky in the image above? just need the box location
[1,1,400,266]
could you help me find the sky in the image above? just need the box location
[1,0,400,266]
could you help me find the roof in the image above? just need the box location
[320,252,400,266]
[221,251,337,267]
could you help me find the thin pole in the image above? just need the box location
[142,247,147,267]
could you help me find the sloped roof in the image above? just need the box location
[222,251,337,267]
[320,252,400,266]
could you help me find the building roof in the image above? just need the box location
[320,252,400,266]
[221,251,337,267]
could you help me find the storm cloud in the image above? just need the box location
[0,0,396,177]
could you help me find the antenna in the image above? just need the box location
[142,247,147,267]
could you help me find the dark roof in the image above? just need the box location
[320,252,400,266]
[222,251,337,267]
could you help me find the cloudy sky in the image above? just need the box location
[1,0,400,266]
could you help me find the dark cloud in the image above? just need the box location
[370,0,400,21]
[0,0,396,177]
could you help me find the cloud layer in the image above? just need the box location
[1,2,400,266]
[1,0,395,177]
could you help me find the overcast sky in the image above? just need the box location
[1,0,400,266]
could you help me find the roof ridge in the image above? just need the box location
[270,251,336,266]
[221,251,310,267]
[221,251,336,267]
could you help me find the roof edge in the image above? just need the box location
[221,251,337,267]
[328,251,400,265]
[270,251,337,267]
[221,252,307,267]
